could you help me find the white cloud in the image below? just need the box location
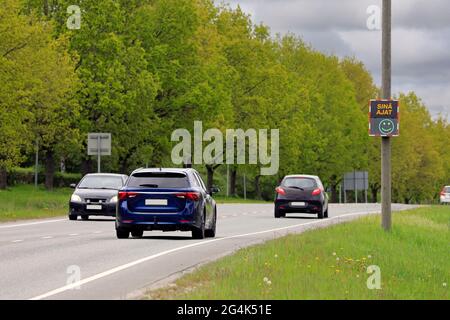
[225,0,450,120]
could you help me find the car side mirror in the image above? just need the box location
[70,183,77,189]
[210,186,220,194]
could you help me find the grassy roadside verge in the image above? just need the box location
[0,185,270,222]
[145,206,450,300]
[0,185,72,222]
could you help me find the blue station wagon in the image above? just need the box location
[116,168,218,239]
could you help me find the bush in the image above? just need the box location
[7,167,81,187]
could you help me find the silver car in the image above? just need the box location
[440,186,450,204]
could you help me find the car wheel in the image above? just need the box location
[324,207,329,218]
[116,227,130,239]
[274,208,284,218]
[81,215,89,221]
[131,230,144,238]
[318,207,324,219]
[192,213,206,239]
[205,209,217,238]
[69,215,77,221]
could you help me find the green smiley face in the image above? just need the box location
[379,119,395,135]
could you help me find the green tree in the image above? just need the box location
[278,36,368,201]
[133,0,236,185]
[0,0,77,189]
[391,92,444,203]
[340,56,379,202]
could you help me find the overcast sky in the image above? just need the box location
[224,0,450,121]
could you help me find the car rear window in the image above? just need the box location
[127,172,190,188]
[445,187,450,193]
[282,177,317,189]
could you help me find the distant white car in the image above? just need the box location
[440,186,450,204]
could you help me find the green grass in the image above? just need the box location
[145,206,450,300]
[0,185,268,222]
[0,185,72,222]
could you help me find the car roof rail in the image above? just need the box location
[130,167,144,175]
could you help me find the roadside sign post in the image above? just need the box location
[375,0,394,231]
[183,154,192,168]
[87,133,111,173]
[226,165,229,197]
[369,97,398,231]
[97,136,101,173]
[243,174,247,200]
[382,0,392,231]
[365,188,368,204]
[344,184,347,203]
[343,171,369,204]
[34,139,39,188]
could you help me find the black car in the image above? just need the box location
[69,173,128,220]
[274,175,329,219]
[116,168,218,239]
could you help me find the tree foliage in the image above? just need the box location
[1,0,448,202]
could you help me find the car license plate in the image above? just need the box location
[291,202,306,207]
[86,204,102,210]
[145,199,168,206]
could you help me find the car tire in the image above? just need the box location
[192,213,206,239]
[81,215,89,221]
[274,208,284,218]
[131,230,144,238]
[318,208,324,219]
[116,228,130,239]
[205,209,217,238]
[324,207,329,218]
[69,215,77,221]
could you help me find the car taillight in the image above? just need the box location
[118,191,138,201]
[312,188,321,196]
[440,188,446,196]
[176,192,200,201]
[275,187,286,195]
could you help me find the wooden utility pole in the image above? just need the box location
[381,0,392,231]
[35,139,39,188]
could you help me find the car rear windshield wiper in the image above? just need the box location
[139,184,159,188]
[286,186,304,190]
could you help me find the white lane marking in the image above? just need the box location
[93,231,102,234]
[69,233,79,236]
[30,210,380,300]
[0,219,66,229]
[11,240,23,243]
[243,213,248,216]
[232,214,238,217]
[41,236,53,239]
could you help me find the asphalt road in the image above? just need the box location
[0,203,418,300]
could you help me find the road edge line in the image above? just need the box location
[28,210,390,300]
[0,218,66,229]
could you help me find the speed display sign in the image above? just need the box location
[369,99,399,137]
